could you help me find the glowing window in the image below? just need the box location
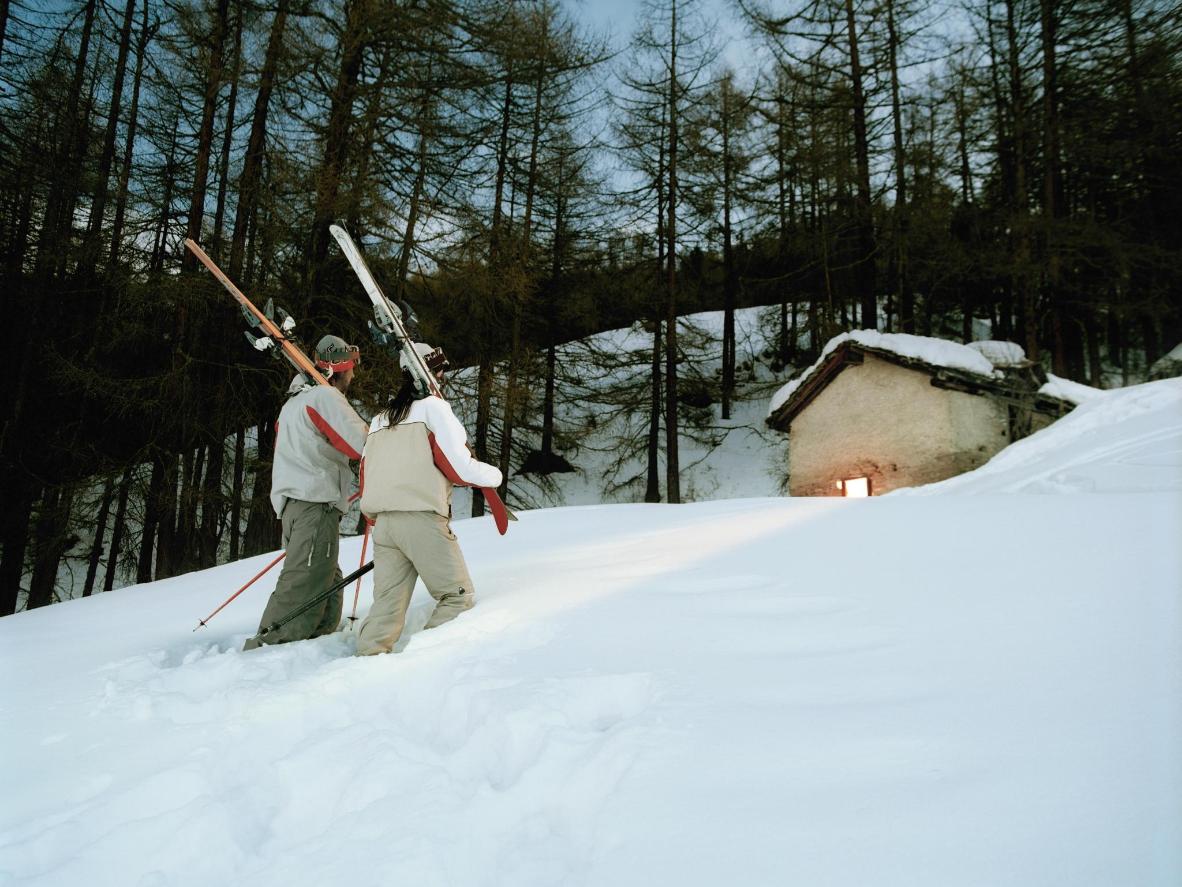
[837,477,871,497]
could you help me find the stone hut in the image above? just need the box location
[765,332,1078,496]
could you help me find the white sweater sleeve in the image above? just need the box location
[421,397,504,488]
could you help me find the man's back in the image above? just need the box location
[270,380,367,517]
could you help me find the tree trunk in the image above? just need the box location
[80,0,138,276]
[0,476,35,615]
[397,127,430,297]
[27,486,75,609]
[665,0,681,504]
[191,0,231,237]
[647,115,667,504]
[540,155,566,464]
[308,0,368,302]
[1004,0,1038,361]
[82,476,115,597]
[775,81,792,363]
[1085,310,1103,387]
[229,427,245,560]
[345,46,392,233]
[954,80,974,205]
[541,340,558,458]
[1040,0,1067,375]
[886,0,911,333]
[198,436,226,568]
[843,0,877,330]
[229,0,289,280]
[0,0,10,65]
[109,0,150,268]
[137,457,163,583]
[243,420,280,556]
[498,308,523,502]
[180,0,230,271]
[150,115,181,273]
[720,81,736,420]
[103,467,133,592]
[1140,316,1161,368]
[498,42,548,501]
[647,313,663,505]
[472,363,494,518]
[177,446,206,573]
[35,0,98,277]
[211,2,244,257]
[474,61,517,518]
[154,454,180,580]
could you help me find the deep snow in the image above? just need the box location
[1,372,1180,885]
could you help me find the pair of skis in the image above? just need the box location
[185,230,515,536]
[327,225,515,534]
[186,239,321,386]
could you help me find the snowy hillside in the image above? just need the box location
[444,307,792,515]
[1,375,1180,884]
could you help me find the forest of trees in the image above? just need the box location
[1,0,1178,612]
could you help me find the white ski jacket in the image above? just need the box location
[360,396,502,520]
[270,377,368,518]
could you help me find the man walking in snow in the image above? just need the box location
[355,343,501,655]
[243,335,368,651]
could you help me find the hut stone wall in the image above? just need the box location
[787,354,1012,496]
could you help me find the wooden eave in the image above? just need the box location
[766,342,863,430]
[766,341,1074,431]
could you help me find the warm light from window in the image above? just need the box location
[837,477,871,497]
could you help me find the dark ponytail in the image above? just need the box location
[383,370,419,426]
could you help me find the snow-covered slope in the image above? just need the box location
[445,307,792,514]
[1,376,1180,885]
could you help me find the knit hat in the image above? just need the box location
[315,335,360,373]
[400,342,450,377]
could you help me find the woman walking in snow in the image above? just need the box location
[355,343,502,655]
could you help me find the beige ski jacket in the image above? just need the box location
[360,396,502,520]
[270,377,368,518]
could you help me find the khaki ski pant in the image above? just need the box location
[243,500,343,650]
[356,511,475,656]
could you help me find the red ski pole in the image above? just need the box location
[194,551,286,630]
[348,520,372,626]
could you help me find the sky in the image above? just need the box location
[565,0,756,75]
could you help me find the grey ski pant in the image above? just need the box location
[356,511,475,656]
[243,500,343,650]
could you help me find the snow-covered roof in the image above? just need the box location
[767,332,1101,424]
[967,340,1027,368]
[1039,374,1104,405]
[768,331,1005,419]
